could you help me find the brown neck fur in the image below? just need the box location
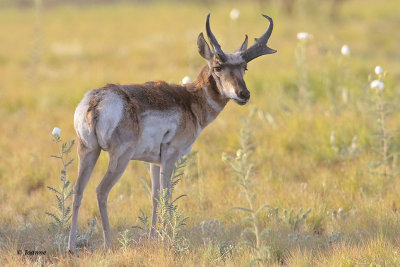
[186,65,229,128]
[193,65,229,109]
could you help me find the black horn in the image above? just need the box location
[241,14,277,62]
[206,14,227,62]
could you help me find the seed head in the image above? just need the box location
[52,127,61,136]
[297,32,310,41]
[370,80,385,91]
[230,9,240,20]
[341,45,350,56]
[182,76,191,85]
[338,208,344,215]
[374,65,383,75]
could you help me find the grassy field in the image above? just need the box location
[1,0,400,265]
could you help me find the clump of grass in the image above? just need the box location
[75,218,97,250]
[133,157,189,252]
[330,131,361,160]
[200,219,225,246]
[118,229,132,252]
[223,118,314,265]
[267,207,311,231]
[132,209,150,237]
[155,158,189,251]
[199,219,234,260]
[222,119,273,265]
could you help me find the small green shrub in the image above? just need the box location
[45,128,74,234]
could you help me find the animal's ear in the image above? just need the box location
[197,32,213,61]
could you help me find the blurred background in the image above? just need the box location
[1,0,400,265]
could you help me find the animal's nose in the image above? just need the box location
[239,90,250,99]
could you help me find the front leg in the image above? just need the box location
[149,146,180,238]
[160,148,180,195]
[150,163,160,237]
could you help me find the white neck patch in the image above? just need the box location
[204,86,223,113]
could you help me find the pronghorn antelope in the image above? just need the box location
[68,13,276,253]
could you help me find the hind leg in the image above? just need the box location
[97,148,132,250]
[68,142,101,254]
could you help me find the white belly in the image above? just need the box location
[131,110,180,163]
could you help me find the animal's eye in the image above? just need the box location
[214,66,222,72]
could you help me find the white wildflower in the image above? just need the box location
[341,45,350,56]
[230,9,240,20]
[52,127,61,136]
[370,80,384,91]
[297,32,310,41]
[375,65,383,75]
[338,208,344,215]
[182,76,191,85]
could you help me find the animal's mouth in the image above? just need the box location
[233,98,249,105]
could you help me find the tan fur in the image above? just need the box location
[85,66,227,147]
[68,65,231,253]
[67,13,275,253]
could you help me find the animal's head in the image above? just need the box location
[197,14,276,105]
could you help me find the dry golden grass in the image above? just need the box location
[0,0,400,265]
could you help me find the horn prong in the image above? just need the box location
[241,14,276,62]
[205,14,227,62]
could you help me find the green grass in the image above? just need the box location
[1,0,400,265]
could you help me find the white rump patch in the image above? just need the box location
[95,91,124,150]
[74,90,97,148]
